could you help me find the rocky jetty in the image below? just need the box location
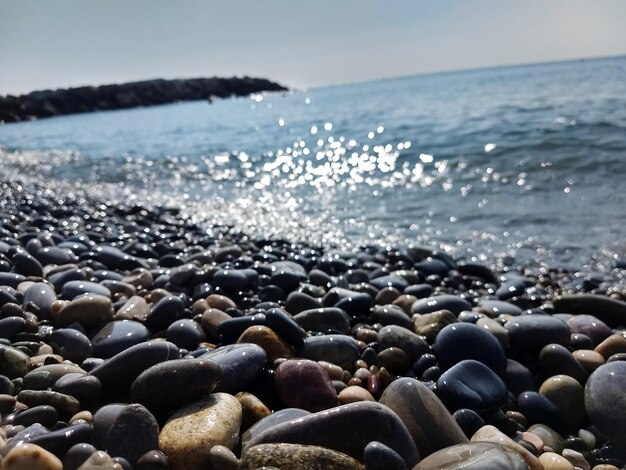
[0,177,624,469]
[0,77,287,123]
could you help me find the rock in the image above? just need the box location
[538,452,575,470]
[166,319,207,350]
[505,314,570,354]
[145,295,184,332]
[89,340,180,398]
[566,315,611,346]
[61,281,111,300]
[377,325,429,362]
[240,443,365,470]
[300,334,360,370]
[476,299,523,317]
[17,390,81,419]
[76,450,123,469]
[338,385,375,404]
[517,391,563,431]
[236,391,271,431]
[114,296,149,321]
[539,343,588,384]
[572,349,605,373]
[52,373,101,410]
[285,292,323,315]
[159,393,242,470]
[413,442,528,469]
[208,445,238,470]
[527,424,565,453]
[372,305,413,329]
[496,278,528,300]
[237,325,293,363]
[554,294,626,327]
[433,322,506,376]
[47,328,93,364]
[130,358,221,414]
[0,344,31,378]
[452,408,485,439]
[241,408,311,450]
[63,443,98,470]
[200,343,266,393]
[379,377,468,457]
[471,425,543,470]
[92,320,149,358]
[23,282,56,320]
[585,361,626,444]
[410,295,471,316]
[275,359,338,411]
[243,401,419,467]
[370,275,408,291]
[539,375,586,430]
[29,423,92,461]
[413,310,458,343]
[93,404,159,466]
[135,450,169,470]
[1,443,63,470]
[595,333,626,359]
[52,294,114,327]
[11,405,58,428]
[436,360,508,412]
[363,441,407,470]
[294,308,351,334]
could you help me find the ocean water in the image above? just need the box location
[1,56,625,268]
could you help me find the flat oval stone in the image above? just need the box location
[145,295,185,332]
[380,377,468,457]
[275,359,338,412]
[476,299,523,317]
[363,441,406,470]
[0,345,31,378]
[300,334,360,370]
[12,251,44,277]
[63,443,97,470]
[11,405,58,428]
[538,452,575,470]
[159,393,242,470]
[411,295,472,316]
[496,278,528,300]
[265,308,307,350]
[437,360,508,412]
[17,390,81,419]
[47,328,93,364]
[554,294,626,328]
[322,288,373,317]
[338,385,375,404]
[241,408,311,450]
[294,308,351,334]
[370,275,408,291]
[29,423,92,461]
[61,281,111,300]
[200,343,266,393]
[212,269,248,291]
[539,344,588,384]
[595,333,626,359]
[92,320,149,358]
[243,401,419,467]
[372,305,413,330]
[412,309,458,342]
[241,443,365,470]
[539,375,586,430]
[131,358,221,414]
[517,391,563,431]
[434,323,506,376]
[377,325,429,363]
[566,314,611,346]
[93,403,159,466]
[413,442,527,470]
[572,349,605,373]
[36,246,78,265]
[166,319,207,350]
[115,295,149,321]
[52,294,114,327]
[585,361,626,443]
[505,315,570,354]
[23,282,56,320]
[0,316,26,341]
[2,443,63,470]
[237,325,293,363]
[52,373,101,410]
[89,340,180,397]
[285,292,323,315]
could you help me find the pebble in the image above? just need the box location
[505,314,571,354]
[47,328,93,364]
[52,294,114,327]
[93,404,159,466]
[61,281,111,300]
[363,441,407,470]
[208,445,239,470]
[237,325,293,363]
[410,294,472,316]
[527,424,565,453]
[539,375,586,430]
[538,452,575,470]
[2,443,63,470]
[300,334,360,370]
[63,443,98,470]
[594,333,626,359]
[415,314,464,352]
[200,343,266,393]
[338,385,375,404]
[241,408,311,449]
[17,390,81,419]
[379,377,468,457]
[236,391,271,431]
[0,344,31,378]
[377,324,429,362]
[566,314,611,346]
[470,425,543,470]
[539,343,589,383]
[553,294,626,327]
[159,393,242,470]
[92,320,149,358]
[585,361,626,444]
[572,349,605,373]
[130,358,221,414]
[76,450,123,469]
[413,442,528,469]
[275,359,338,411]
[293,307,351,334]
[165,318,206,350]
[240,443,364,470]
[243,401,419,467]
[434,322,506,375]
[437,360,508,412]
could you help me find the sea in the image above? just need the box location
[1,56,625,270]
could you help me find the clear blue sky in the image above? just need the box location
[1,0,625,95]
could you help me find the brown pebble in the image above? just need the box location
[595,333,626,360]
[572,349,605,372]
[236,392,271,431]
[538,451,574,470]
[2,443,63,470]
[206,294,236,311]
[237,325,293,363]
[318,361,344,381]
[392,295,417,314]
[200,308,231,341]
[338,385,375,404]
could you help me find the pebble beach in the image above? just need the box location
[0,175,624,470]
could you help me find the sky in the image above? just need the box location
[1,0,626,95]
